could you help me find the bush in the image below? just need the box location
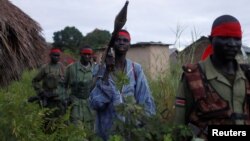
[0,63,191,141]
[0,70,93,141]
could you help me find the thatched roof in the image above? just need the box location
[0,0,48,86]
[179,36,210,65]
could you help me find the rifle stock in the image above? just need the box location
[99,1,129,79]
[27,91,59,107]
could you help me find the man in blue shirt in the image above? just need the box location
[89,29,156,141]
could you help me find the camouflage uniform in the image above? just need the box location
[174,57,250,140]
[65,61,94,127]
[32,62,66,108]
[32,62,66,133]
[175,57,247,124]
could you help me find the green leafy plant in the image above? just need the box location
[0,70,93,141]
[0,58,193,141]
[112,70,129,92]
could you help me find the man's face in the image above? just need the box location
[114,35,130,54]
[212,36,242,61]
[80,53,91,63]
[50,53,60,64]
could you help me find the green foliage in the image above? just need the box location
[112,70,129,92]
[111,105,148,140]
[109,135,124,141]
[52,27,111,57]
[149,61,182,122]
[0,70,92,141]
[63,48,80,60]
[108,64,186,141]
[0,62,192,141]
[52,26,84,51]
[81,28,111,50]
[171,125,193,141]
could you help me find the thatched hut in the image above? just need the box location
[0,0,48,86]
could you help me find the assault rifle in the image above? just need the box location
[28,91,59,107]
[99,1,129,80]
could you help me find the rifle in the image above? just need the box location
[28,91,59,107]
[99,1,129,81]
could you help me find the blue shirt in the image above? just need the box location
[89,59,156,141]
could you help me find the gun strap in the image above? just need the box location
[132,62,137,81]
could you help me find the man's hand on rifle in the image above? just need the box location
[40,91,58,99]
[105,51,115,72]
[102,51,115,82]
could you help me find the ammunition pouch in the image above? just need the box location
[41,91,59,107]
[71,81,90,99]
[44,73,58,89]
[28,91,59,107]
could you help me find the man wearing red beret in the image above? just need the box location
[32,47,66,133]
[64,47,95,129]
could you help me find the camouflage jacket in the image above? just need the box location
[65,61,93,99]
[174,57,250,138]
[32,62,65,95]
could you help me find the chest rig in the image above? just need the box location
[44,63,64,90]
[183,63,250,136]
[71,63,93,99]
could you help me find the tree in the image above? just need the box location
[52,26,83,51]
[81,28,111,50]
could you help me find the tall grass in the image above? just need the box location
[149,61,182,122]
[0,70,97,141]
[0,55,189,141]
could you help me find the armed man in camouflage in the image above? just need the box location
[174,15,250,140]
[31,48,66,132]
[64,47,95,128]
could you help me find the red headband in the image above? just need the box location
[201,44,213,61]
[211,22,242,38]
[50,48,61,54]
[80,48,93,55]
[118,31,131,41]
[201,21,242,61]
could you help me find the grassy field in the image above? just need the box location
[0,63,191,141]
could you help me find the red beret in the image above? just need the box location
[118,30,131,41]
[80,48,93,55]
[50,48,61,54]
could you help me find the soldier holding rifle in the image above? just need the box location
[31,47,66,133]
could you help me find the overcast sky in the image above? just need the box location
[10,0,250,50]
